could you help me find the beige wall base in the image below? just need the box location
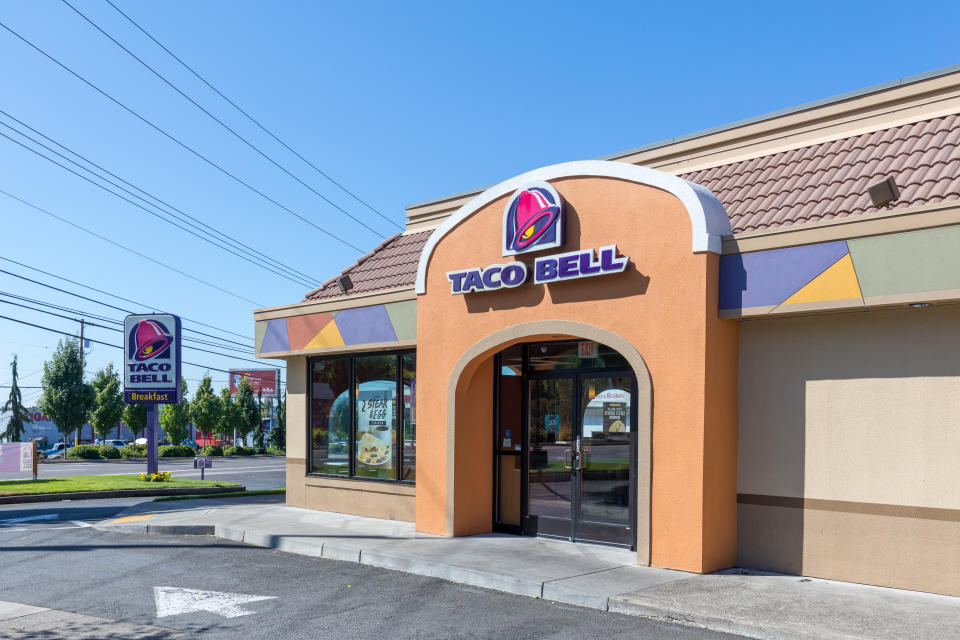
[738,499,960,596]
[286,458,416,522]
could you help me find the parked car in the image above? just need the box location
[95,439,128,449]
[180,439,200,451]
[43,442,72,459]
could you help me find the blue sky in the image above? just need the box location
[1,0,958,403]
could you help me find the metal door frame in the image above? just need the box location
[493,341,638,549]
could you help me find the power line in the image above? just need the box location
[0,291,257,358]
[0,20,366,253]
[0,312,234,373]
[0,255,252,344]
[62,0,392,239]
[0,108,320,287]
[0,123,316,290]
[104,0,402,233]
[0,187,264,307]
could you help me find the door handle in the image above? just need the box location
[563,450,573,468]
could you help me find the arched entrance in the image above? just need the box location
[446,321,652,563]
[494,339,638,547]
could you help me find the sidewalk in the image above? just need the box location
[95,496,960,640]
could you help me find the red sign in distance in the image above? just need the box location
[229,369,279,397]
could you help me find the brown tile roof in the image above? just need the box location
[683,113,960,233]
[304,230,431,300]
[306,113,960,299]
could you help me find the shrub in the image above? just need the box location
[138,471,171,482]
[266,446,285,455]
[159,445,195,458]
[223,445,255,456]
[199,444,223,457]
[253,445,267,455]
[97,445,121,459]
[67,445,102,460]
[120,444,147,458]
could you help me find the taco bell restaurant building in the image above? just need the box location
[254,68,960,597]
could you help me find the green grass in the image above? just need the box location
[0,474,241,496]
[154,488,285,502]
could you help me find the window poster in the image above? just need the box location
[357,388,394,470]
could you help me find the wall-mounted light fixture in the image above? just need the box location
[336,274,353,294]
[909,302,931,308]
[868,176,900,208]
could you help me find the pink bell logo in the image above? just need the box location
[131,320,172,361]
[502,181,564,256]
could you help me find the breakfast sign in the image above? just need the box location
[446,181,629,295]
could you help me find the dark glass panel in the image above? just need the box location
[526,340,629,372]
[402,352,416,482]
[310,357,350,475]
[579,376,632,527]
[354,355,398,479]
[526,377,574,521]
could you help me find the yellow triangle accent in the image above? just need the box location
[783,254,862,305]
[304,320,344,349]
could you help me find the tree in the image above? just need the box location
[159,378,190,445]
[216,387,239,442]
[268,389,285,451]
[38,338,93,446]
[2,355,32,442]
[122,403,147,440]
[252,387,266,452]
[235,376,259,446]
[89,364,123,444]
[190,376,221,442]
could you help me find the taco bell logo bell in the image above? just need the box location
[123,313,182,404]
[502,181,564,256]
[130,320,172,361]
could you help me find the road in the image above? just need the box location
[0,500,748,640]
[4,456,286,492]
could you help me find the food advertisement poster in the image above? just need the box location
[357,388,394,469]
[602,401,627,433]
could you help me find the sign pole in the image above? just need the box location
[32,440,37,481]
[146,404,158,475]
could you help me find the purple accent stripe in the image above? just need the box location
[334,305,398,345]
[719,241,849,310]
[259,318,289,353]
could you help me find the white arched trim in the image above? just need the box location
[415,160,731,294]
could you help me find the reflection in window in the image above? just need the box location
[355,355,398,480]
[310,358,349,476]
[308,351,415,483]
[402,353,416,481]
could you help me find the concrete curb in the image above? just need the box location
[0,485,244,505]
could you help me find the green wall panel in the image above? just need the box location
[254,319,268,354]
[385,299,417,340]
[848,225,960,298]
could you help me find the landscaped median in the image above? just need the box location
[0,474,243,504]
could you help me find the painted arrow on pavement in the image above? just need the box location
[154,586,277,618]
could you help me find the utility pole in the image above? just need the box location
[77,319,84,447]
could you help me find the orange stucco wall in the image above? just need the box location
[414,175,739,573]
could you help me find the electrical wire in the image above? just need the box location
[0,312,234,373]
[0,255,252,344]
[104,0,402,232]
[0,124,316,290]
[0,20,366,253]
[0,292,258,358]
[0,187,264,306]
[0,109,320,287]
[62,0,392,239]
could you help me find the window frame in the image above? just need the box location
[307,349,415,485]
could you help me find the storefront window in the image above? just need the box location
[308,351,415,483]
[355,355,398,480]
[526,340,629,371]
[310,357,350,476]
[402,353,416,481]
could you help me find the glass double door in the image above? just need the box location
[525,372,635,547]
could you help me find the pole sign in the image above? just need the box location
[446,181,629,295]
[123,314,182,404]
